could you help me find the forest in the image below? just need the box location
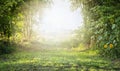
[0,0,120,71]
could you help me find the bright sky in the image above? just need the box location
[33,0,83,41]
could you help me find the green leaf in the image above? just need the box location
[112,24,116,29]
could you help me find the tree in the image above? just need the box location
[71,0,120,59]
[0,0,51,54]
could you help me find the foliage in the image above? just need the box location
[71,0,120,59]
[0,0,24,54]
[0,40,16,55]
[0,0,51,54]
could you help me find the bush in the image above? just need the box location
[0,40,16,55]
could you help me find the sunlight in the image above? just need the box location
[33,0,83,41]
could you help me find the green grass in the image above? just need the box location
[0,47,120,71]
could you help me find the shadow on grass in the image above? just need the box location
[0,63,120,71]
[0,57,120,71]
[0,46,120,71]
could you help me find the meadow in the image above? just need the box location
[0,45,119,71]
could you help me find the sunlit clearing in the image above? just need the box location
[33,0,83,42]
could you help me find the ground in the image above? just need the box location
[0,44,120,71]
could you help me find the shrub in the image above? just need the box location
[0,40,16,55]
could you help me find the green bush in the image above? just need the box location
[71,0,120,59]
[0,40,16,55]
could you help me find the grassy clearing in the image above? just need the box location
[0,46,120,71]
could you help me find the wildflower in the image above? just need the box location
[110,44,113,48]
[104,44,108,48]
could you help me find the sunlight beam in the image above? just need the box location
[33,0,83,42]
